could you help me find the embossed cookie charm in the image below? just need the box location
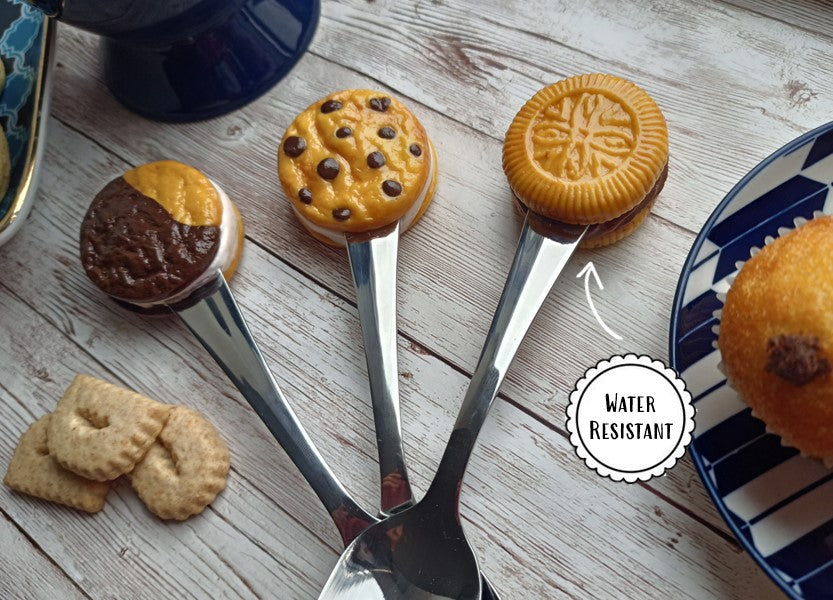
[503,73,669,247]
[278,89,437,246]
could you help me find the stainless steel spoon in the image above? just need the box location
[345,221,413,514]
[345,223,501,600]
[317,212,589,600]
[169,272,502,599]
[171,274,376,545]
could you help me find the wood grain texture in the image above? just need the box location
[47,29,727,534]
[0,119,782,597]
[314,0,833,232]
[0,510,87,599]
[1,0,816,596]
[723,0,833,38]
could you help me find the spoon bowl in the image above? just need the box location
[321,498,480,599]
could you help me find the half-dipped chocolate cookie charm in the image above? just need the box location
[80,160,245,308]
[278,89,437,246]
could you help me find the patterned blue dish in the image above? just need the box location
[670,123,833,598]
[0,0,53,246]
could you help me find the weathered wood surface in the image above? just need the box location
[0,509,86,599]
[1,120,779,598]
[48,29,724,536]
[3,0,825,596]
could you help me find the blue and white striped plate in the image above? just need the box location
[670,122,833,599]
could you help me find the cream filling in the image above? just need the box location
[129,180,238,307]
[293,143,436,246]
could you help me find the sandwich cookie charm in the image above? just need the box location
[80,160,244,311]
[278,89,437,246]
[503,73,669,247]
[278,91,440,512]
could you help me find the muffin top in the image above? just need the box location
[278,89,433,233]
[719,216,833,459]
[502,73,668,225]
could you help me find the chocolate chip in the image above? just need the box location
[378,127,396,139]
[409,143,422,157]
[369,97,391,112]
[336,126,352,138]
[333,208,351,221]
[382,180,402,197]
[766,334,831,386]
[283,136,306,157]
[321,100,342,113]
[367,151,386,168]
[298,188,312,204]
[317,158,340,180]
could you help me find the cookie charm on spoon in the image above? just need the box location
[503,73,669,247]
[80,160,245,311]
[316,75,669,600]
[277,88,441,512]
[278,89,438,245]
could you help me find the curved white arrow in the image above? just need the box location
[576,261,623,341]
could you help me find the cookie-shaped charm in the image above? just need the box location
[4,415,110,513]
[80,160,245,307]
[278,89,437,246]
[130,405,230,521]
[503,73,668,247]
[47,374,171,481]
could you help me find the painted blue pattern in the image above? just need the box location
[803,129,833,170]
[0,1,45,220]
[670,121,833,599]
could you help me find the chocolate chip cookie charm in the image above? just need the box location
[278,89,437,246]
[80,160,245,308]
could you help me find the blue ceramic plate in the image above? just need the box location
[670,122,833,599]
[0,0,53,246]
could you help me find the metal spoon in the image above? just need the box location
[170,271,501,599]
[345,223,501,599]
[317,212,588,600]
[170,274,376,544]
[345,221,413,514]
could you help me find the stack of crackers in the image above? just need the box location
[4,374,229,520]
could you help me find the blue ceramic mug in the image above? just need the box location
[25,0,320,122]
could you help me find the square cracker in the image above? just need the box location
[4,415,109,513]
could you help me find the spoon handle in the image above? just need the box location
[172,274,375,544]
[346,222,414,514]
[430,215,587,499]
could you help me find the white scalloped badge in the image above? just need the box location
[566,354,694,482]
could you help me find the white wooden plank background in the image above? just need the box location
[5,0,833,597]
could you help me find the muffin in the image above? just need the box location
[719,215,833,463]
[80,160,244,309]
[278,89,437,246]
[502,73,668,247]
